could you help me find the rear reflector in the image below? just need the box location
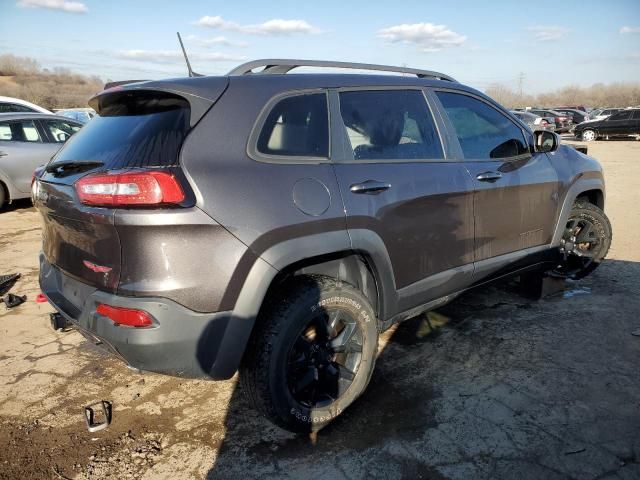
[96,303,154,328]
[76,171,184,207]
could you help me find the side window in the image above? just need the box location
[632,110,640,120]
[338,90,442,160]
[0,103,35,113]
[257,93,328,158]
[43,120,81,143]
[608,111,632,121]
[0,120,42,142]
[436,91,529,160]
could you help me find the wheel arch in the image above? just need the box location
[552,179,606,247]
[209,230,396,379]
[267,251,381,320]
[577,189,604,210]
[0,179,8,206]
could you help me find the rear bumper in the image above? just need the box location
[39,254,239,379]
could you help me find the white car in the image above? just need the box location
[0,96,52,114]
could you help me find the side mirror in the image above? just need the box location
[533,130,559,153]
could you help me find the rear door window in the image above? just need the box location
[0,120,42,142]
[338,90,443,160]
[256,93,329,158]
[42,119,81,143]
[50,92,190,168]
[436,91,529,160]
[608,111,632,121]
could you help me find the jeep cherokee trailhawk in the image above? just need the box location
[36,59,611,432]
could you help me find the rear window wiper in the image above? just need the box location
[45,160,104,175]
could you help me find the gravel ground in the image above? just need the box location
[0,138,639,480]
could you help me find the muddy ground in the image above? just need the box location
[1,138,639,480]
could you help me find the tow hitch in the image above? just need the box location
[50,312,73,332]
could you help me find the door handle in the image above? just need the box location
[0,151,7,157]
[350,180,391,195]
[476,171,502,182]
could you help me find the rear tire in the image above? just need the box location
[581,129,597,141]
[0,183,6,210]
[552,202,611,279]
[241,275,378,432]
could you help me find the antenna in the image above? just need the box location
[177,32,202,77]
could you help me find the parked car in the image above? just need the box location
[554,105,587,113]
[0,96,52,114]
[0,113,81,207]
[574,108,640,141]
[589,108,621,121]
[510,110,556,131]
[55,108,96,124]
[552,108,589,126]
[35,59,611,433]
[527,108,573,133]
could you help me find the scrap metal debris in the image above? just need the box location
[0,273,20,296]
[1,293,27,309]
[84,400,112,433]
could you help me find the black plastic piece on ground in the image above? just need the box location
[0,273,20,296]
[519,273,566,299]
[50,312,72,331]
[1,293,26,309]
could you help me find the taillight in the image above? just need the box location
[96,303,154,328]
[75,171,184,207]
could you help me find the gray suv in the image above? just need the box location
[35,59,612,432]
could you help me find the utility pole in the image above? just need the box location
[518,72,525,99]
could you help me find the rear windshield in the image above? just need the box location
[50,92,190,169]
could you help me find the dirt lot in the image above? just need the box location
[1,138,639,480]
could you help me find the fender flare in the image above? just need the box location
[551,177,605,247]
[209,230,397,378]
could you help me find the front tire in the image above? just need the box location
[581,129,597,141]
[552,202,611,279]
[241,275,378,432]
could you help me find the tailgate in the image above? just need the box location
[35,176,121,291]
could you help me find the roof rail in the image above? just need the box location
[227,59,457,82]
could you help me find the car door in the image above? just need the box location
[331,88,476,316]
[432,90,560,281]
[600,110,633,136]
[39,118,82,143]
[633,110,640,133]
[0,119,58,194]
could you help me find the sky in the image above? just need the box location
[0,0,639,93]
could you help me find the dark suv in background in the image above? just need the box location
[575,108,640,141]
[36,59,611,432]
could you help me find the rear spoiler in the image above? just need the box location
[103,80,149,90]
[90,77,229,127]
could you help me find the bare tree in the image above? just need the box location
[0,54,103,109]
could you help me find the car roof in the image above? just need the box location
[0,96,53,114]
[0,112,82,124]
[115,72,481,101]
